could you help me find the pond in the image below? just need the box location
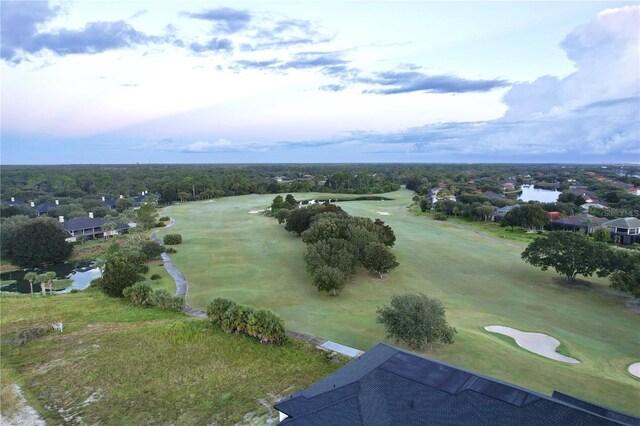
[0,260,101,294]
[518,184,560,203]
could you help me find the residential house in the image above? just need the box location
[102,196,117,210]
[59,214,129,242]
[602,217,640,245]
[274,343,638,425]
[32,200,59,216]
[581,202,608,211]
[626,188,640,196]
[483,191,506,199]
[549,214,608,235]
[492,204,520,222]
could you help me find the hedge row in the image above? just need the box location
[206,298,288,345]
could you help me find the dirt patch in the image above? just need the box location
[0,384,45,426]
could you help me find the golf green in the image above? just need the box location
[160,189,640,415]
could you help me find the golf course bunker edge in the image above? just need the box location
[485,325,580,364]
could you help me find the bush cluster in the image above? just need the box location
[206,298,287,345]
[159,216,170,222]
[150,274,161,280]
[163,234,182,245]
[123,284,185,311]
[165,247,177,254]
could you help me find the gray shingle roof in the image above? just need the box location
[62,217,129,233]
[603,217,640,229]
[552,214,608,227]
[275,343,638,425]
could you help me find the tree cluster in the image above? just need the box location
[521,231,640,297]
[1,217,73,267]
[279,203,398,295]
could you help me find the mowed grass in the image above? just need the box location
[160,189,640,415]
[0,291,344,424]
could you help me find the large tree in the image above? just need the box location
[521,231,607,283]
[376,293,456,350]
[363,243,399,278]
[9,218,73,267]
[136,204,158,230]
[312,265,347,296]
[284,208,311,236]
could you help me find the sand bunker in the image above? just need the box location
[485,325,580,364]
[628,362,640,378]
[248,210,263,214]
[377,212,391,216]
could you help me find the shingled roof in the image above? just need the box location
[275,343,639,425]
[603,217,640,229]
[62,217,129,233]
[552,214,608,227]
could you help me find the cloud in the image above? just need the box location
[1,1,165,63]
[188,38,233,53]
[183,7,251,34]
[183,139,238,153]
[242,18,332,51]
[361,70,510,94]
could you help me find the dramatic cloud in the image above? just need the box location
[183,7,251,34]
[1,1,164,63]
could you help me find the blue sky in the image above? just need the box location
[1,1,638,164]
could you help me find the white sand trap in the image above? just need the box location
[485,325,580,364]
[248,210,263,214]
[628,362,640,378]
[202,200,216,204]
[377,211,391,216]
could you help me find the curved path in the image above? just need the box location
[152,215,363,356]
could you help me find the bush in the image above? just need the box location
[151,289,185,312]
[163,234,182,245]
[433,213,448,221]
[123,283,154,307]
[207,298,237,324]
[150,274,161,280]
[141,240,164,259]
[159,216,170,222]
[154,222,165,227]
[207,298,287,345]
[165,247,177,254]
[89,277,104,290]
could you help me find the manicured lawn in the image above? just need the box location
[160,190,640,415]
[0,291,344,424]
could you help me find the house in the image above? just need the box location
[626,188,640,196]
[274,343,638,425]
[102,196,117,210]
[581,202,608,211]
[483,191,506,199]
[549,214,608,235]
[32,201,59,216]
[547,211,562,222]
[1,197,26,207]
[59,214,129,242]
[492,204,520,222]
[602,217,640,245]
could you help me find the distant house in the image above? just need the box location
[33,201,59,216]
[626,188,640,196]
[492,204,520,222]
[547,211,562,222]
[59,214,129,242]
[1,197,26,207]
[274,343,638,425]
[484,191,506,199]
[602,217,640,245]
[549,214,608,235]
[581,202,608,211]
[102,196,117,210]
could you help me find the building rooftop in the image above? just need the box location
[275,343,639,425]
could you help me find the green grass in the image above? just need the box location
[0,291,344,424]
[160,189,640,415]
[144,259,178,295]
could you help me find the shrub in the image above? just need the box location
[141,240,164,259]
[207,298,287,345]
[165,247,177,254]
[152,289,185,312]
[163,234,182,245]
[159,216,170,222]
[123,283,154,307]
[154,222,165,227]
[150,274,161,280]
[207,298,237,324]
[89,277,104,290]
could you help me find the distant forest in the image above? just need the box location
[1,163,639,213]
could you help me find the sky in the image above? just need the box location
[1,1,638,164]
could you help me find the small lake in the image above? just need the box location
[0,261,101,294]
[518,184,560,203]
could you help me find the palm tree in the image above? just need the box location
[24,272,37,295]
[36,273,48,295]
[46,271,56,293]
